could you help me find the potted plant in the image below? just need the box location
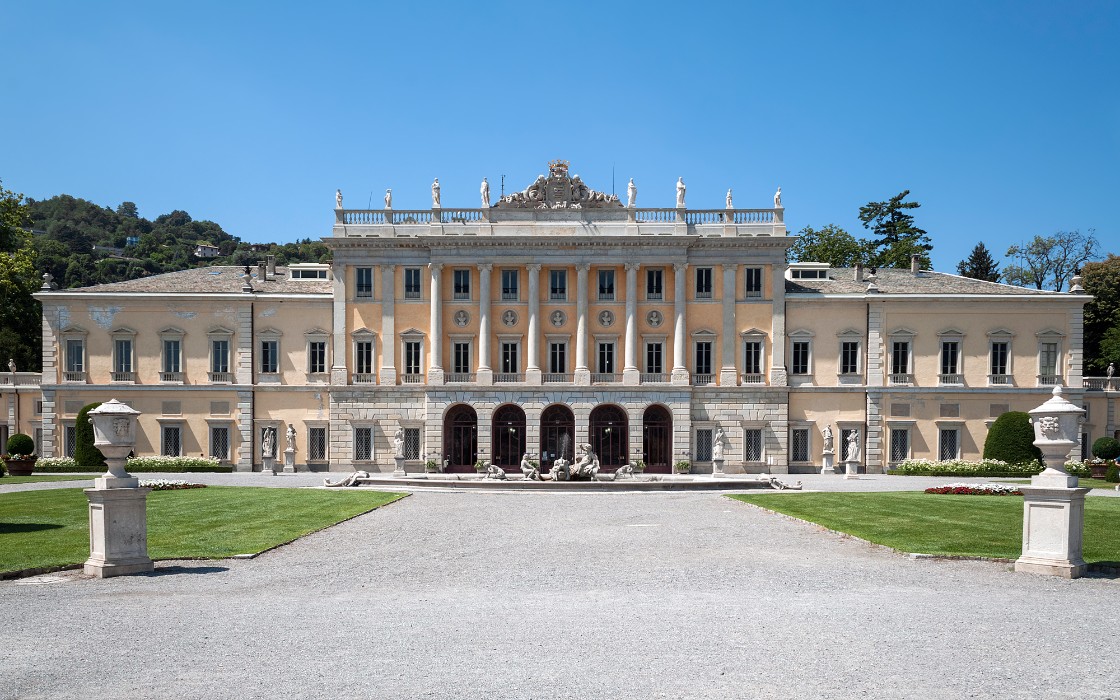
[674,459,691,475]
[632,459,646,474]
[3,433,38,476]
[1090,437,1120,479]
[424,454,440,473]
[474,458,489,473]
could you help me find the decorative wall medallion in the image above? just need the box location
[454,310,470,327]
[550,310,566,327]
[647,310,663,327]
[502,309,518,327]
[598,310,614,327]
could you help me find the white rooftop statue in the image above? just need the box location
[480,178,490,208]
[431,178,441,208]
[726,188,733,209]
[627,178,637,208]
[335,189,343,209]
[676,177,686,208]
[384,189,392,209]
[774,187,782,208]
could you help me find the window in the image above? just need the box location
[791,428,810,462]
[290,268,327,279]
[403,427,421,460]
[550,269,567,301]
[694,341,712,376]
[308,427,328,461]
[695,267,713,299]
[211,339,230,374]
[990,341,1009,377]
[501,342,519,373]
[501,269,519,301]
[162,425,182,457]
[162,339,181,374]
[308,341,327,374]
[549,342,567,374]
[598,342,615,374]
[744,267,762,298]
[453,268,471,300]
[355,339,374,374]
[791,340,811,375]
[65,339,85,373]
[113,338,133,374]
[646,268,663,300]
[404,341,421,376]
[260,340,279,374]
[404,268,422,299]
[598,269,615,301]
[354,427,373,461]
[695,428,713,462]
[64,424,77,458]
[939,428,960,461]
[210,426,230,461]
[453,342,471,374]
[840,341,860,375]
[645,342,663,375]
[1039,342,1059,382]
[891,341,910,375]
[744,429,763,461]
[744,341,763,375]
[790,268,828,280]
[356,267,373,298]
[940,340,960,380]
[890,428,910,463]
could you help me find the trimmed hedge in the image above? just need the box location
[983,411,1043,465]
[1091,437,1120,461]
[34,456,232,473]
[891,459,1092,479]
[74,402,107,468]
[1107,464,1120,484]
[5,433,34,457]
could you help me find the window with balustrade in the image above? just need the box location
[645,342,663,376]
[939,336,962,384]
[355,339,374,375]
[891,341,910,377]
[990,340,1010,383]
[403,340,422,376]
[695,267,713,299]
[501,342,520,374]
[840,339,860,375]
[355,267,373,298]
[550,269,567,301]
[742,338,764,382]
[308,340,327,375]
[453,269,471,300]
[113,338,133,376]
[694,341,712,376]
[791,340,811,375]
[597,342,615,375]
[162,338,182,379]
[501,269,519,301]
[744,267,762,298]
[549,342,567,374]
[453,342,471,375]
[646,268,663,300]
[404,268,422,299]
[598,269,615,301]
[1037,333,1062,385]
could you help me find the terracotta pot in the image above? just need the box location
[1090,462,1109,479]
[4,457,37,477]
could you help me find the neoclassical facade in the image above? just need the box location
[24,161,1116,473]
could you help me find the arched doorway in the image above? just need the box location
[589,404,628,471]
[492,404,526,471]
[539,404,575,471]
[642,404,672,474]
[443,404,477,473]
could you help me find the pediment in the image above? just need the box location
[493,160,623,210]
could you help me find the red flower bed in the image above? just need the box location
[924,485,1022,496]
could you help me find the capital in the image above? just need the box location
[380,263,395,273]
[477,263,493,272]
[673,262,688,273]
[526,264,542,272]
[723,263,737,272]
[429,263,443,273]
[624,262,641,272]
[575,263,591,272]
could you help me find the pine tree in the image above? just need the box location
[956,242,1001,282]
[858,190,933,269]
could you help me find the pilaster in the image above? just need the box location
[330,263,348,385]
[719,263,738,387]
[671,262,689,386]
[769,261,788,386]
[575,263,590,381]
[379,264,397,385]
[429,263,444,385]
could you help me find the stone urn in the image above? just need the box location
[4,456,37,477]
[87,398,142,488]
[1027,386,1084,488]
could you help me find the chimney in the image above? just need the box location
[257,260,267,282]
[267,255,276,277]
[911,254,921,274]
[853,263,863,282]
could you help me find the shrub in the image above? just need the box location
[1107,464,1120,483]
[674,460,691,474]
[74,402,107,468]
[1064,462,1093,479]
[890,458,1042,477]
[5,433,35,457]
[33,456,231,473]
[1091,437,1120,461]
[983,412,1042,465]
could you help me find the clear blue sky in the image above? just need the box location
[3,1,1117,272]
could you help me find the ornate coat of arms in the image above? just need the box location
[495,160,623,210]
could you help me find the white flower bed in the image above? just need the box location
[36,457,78,469]
[936,482,1022,494]
[138,479,206,491]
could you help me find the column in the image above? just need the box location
[770,262,788,386]
[477,263,493,385]
[671,262,689,385]
[330,263,348,385]
[623,262,640,385]
[720,264,738,386]
[574,263,591,385]
[379,265,397,385]
[428,263,444,384]
[526,264,542,385]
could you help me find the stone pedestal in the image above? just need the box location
[393,455,407,477]
[711,457,725,477]
[262,456,276,476]
[820,451,835,475]
[843,459,860,480]
[283,447,296,474]
[84,486,154,578]
[1015,478,1091,579]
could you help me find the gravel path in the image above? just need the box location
[3,489,1117,699]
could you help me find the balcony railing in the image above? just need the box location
[740,373,765,384]
[208,371,233,384]
[453,291,470,301]
[404,289,421,300]
[598,292,615,301]
[0,372,40,386]
[501,292,519,301]
[692,374,715,386]
[110,371,135,383]
[446,373,476,383]
[159,371,183,383]
[988,374,1011,386]
[401,374,424,384]
[441,209,484,223]
[591,373,616,383]
[634,208,678,223]
[494,373,524,383]
[938,373,963,386]
[352,373,376,384]
[550,292,567,301]
[1038,374,1061,386]
[340,207,780,227]
[889,373,914,386]
[542,373,573,383]
[695,291,713,300]
[640,373,667,384]
[1084,377,1118,391]
[646,292,663,301]
[63,371,87,383]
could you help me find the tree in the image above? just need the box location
[956,242,1001,282]
[858,190,932,269]
[1079,254,1120,373]
[116,201,139,218]
[786,224,871,266]
[983,411,1043,465]
[1003,230,1098,291]
[0,179,40,371]
[74,402,107,467]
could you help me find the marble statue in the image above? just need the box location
[611,463,635,480]
[484,462,507,480]
[713,427,725,460]
[774,187,782,208]
[847,429,860,462]
[1107,362,1115,384]
[286,423,296,451]
[822,425,834,452]
[627,178,637,207]
[324,471,370,487]
[384,189,392,209]
[335,189,343,208]
[431,178,441,208]
[393,427,405,458]
[8,358,15,374]
[760,476,803,491]
[480,178,490,208]
[545,456,571,481]
[261,427,276,458]
[571,443,601,479]
[726,189,733,209]
[520,453,540,480]
[676,178,686,208]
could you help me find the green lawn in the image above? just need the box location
[729,491,1120,563]
[0,475,94,485]
[996,477,1117,490]
[0,486,405,575]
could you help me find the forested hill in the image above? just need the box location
[27,195,331,289]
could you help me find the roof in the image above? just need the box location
[64,266,332,295]
[786,268,1075,296]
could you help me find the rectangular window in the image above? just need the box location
[1040,342,1058,378]
[64,424,77,458]
[598,269,615,301]
[645,342,663,375]
[744,267,762,298]
[354,427,373,461]
[791,341,810,375]
[694,341,712,376]
[162,339,181,373]
[404,427,421,460]
[791,428,809,462]
[162,425,181,457]
[404,341,421,375]
[355,267,373,298]
[113,339,132,373]
[501,269,519,301]
[939,428,960,461]
[941,341,960,375]
[453,342,471,374]
[646,268,663,300]
[308,341,327,374]
[65,339,84,372]
[308,427,328,461]
[260,340,279,373]
[549,342,567,374]
[211,339,230,373]
[550,270,567,301]
[890,429,910,463]
[744,429,763,461]
[210,426,230,460]
[355,340,374,374]
[840,341,860,375]
[501,342,519,373]
[744,341,763,375]
[453,269,470,300]
[891,341,910,375]
[990,341,1009,376]
[695,429,713,462]
[598,342,615,374]
[404,268,422,299]
[695,267,713,299]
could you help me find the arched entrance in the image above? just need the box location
[492,404,526,471]
[539,404,575,471]
[642,404,672,474]
[589,404,628,471]
[442,404,477,473]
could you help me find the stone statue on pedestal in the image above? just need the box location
[286,424,296,451]
[713,427,725,460]
[335,189,343,209]
[847,429,860,462]
[431,178,441,208]
[823,425,833,452]
[393,427,405,458]
[480,178,490,208]
[774,187,782,208]
[627,178,637,207]
[262,427,276,459]
[520,453,540,480]
[726,189,733,209]
[676,178,686,208]
[384,189,392,209]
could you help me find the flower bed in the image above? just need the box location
[892,458,1092,479]
[139,479,207,491]
[925,483,1023,496]
[34,456,232,473]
